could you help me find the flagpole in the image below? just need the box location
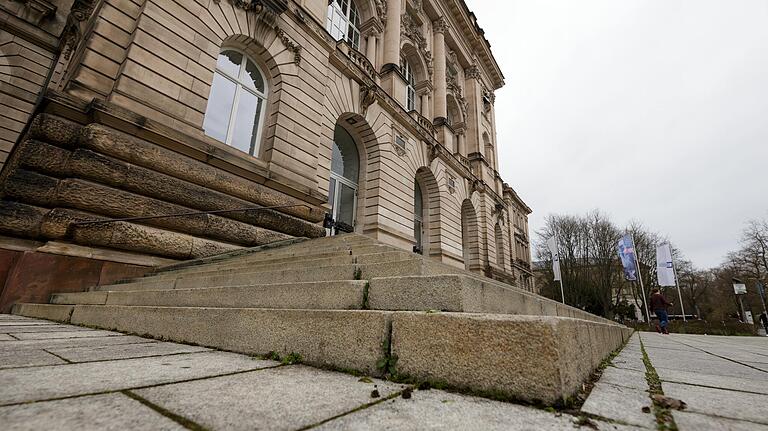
[559,278,565,305]
[631,234,652,327]
[670,249,687,322]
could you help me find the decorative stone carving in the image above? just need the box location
[433,17,448,34]
[61,0,98,60]
[465,64,481,80]
[375,0,387,23]
[275,28,302,64]
[213,0,300,64]
[13,0,56,26]
[401,13,433,75]
[361,85,378,117]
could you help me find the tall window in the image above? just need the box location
[414,181,424,254]
[326,0,361,50]
[203,49,267,157]
[328,124,360,234]
[401,56,416,111]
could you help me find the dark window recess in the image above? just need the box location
[395,135,407,149]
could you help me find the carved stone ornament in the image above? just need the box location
[61,0,98,60]
[213,0,300,64]
[401,13,433,75]
[360,85,378,117]
[14,0,57,25]
[375,0,387,23]
[433,17,448,34]
[465,64,481,80]
[276,28,302,64]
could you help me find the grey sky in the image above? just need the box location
[470,0,768,268]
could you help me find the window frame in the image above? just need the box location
[401,56,416,112]
[326,0,362,50]
[203,48,269,157]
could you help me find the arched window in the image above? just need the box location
[327,0,361,50]
[203,49,267,157]
[400,56,416,111]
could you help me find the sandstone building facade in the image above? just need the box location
[0,0,533,310]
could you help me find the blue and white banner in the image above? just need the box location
[758,282,766,302]
[656,243,676,287]
[617,234,638,281]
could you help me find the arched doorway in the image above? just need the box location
[414,180,425,253]
[328,124,360,234]
[461,199,479,270]
[495,221,505,268]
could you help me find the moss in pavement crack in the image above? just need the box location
[639,337,678,431]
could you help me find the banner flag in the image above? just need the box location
[758,282,766,302]
[617,234,638,281]
[547,236,562,282]
[656,243,677,287]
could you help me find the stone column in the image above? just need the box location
[432,17,448,120]
[456,129,466,155]
[366,33,378,70]
[383,0,402,67]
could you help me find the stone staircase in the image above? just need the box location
[11,233,632,405]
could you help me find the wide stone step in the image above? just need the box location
[11,303,633,404]
[368,274,608,323]
[137,242,394,282]
[146,251,414,281]
[53,280,368,310]
[94,258,461,292]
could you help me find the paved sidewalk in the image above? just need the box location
[641,332,768,430]
[2,314,766,430]
[0,314,632,430]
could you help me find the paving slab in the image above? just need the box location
[0,393,184,431]
[663,382,768,425]
[0,334,15,341]
[657,368,768,395]
[673,410,768,431]
[647,353,767,380]
[0,321,56,326]
[0,325,92,333]
[10,330,125,340]
[315,389,579,431]
[599,366,648,391]
[0,349,67,369]
[0,351,278,405]
[46,342,210,363]
[581,382,655,429]
[0,335,157,351]
[134,365,401,431]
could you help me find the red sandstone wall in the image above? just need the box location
[0,250,151,313]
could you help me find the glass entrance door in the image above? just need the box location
[328,124,360,235]
[414,181,424,253]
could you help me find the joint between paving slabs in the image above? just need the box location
[122,390,209,431]
[0,365,286,408]
[639,336,679,431]
[42,348,73,364]
[298,389,408,431]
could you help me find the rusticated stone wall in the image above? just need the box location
[0,113,327,261]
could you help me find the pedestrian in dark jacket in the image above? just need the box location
[650,288,673,334]
[760,312,768,335]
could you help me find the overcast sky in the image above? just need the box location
[470,0,768,268]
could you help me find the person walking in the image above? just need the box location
[650,288,673,335]
[759,312,768,336]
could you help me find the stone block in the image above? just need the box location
[69,305,391,375]
[391,313,626,404]
[11,304,74,323]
